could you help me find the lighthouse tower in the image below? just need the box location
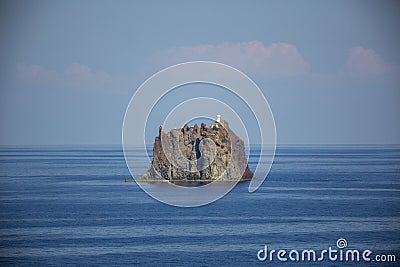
[211,114,221,129]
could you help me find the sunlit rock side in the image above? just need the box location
[138,120,253,183]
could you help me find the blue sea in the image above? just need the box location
[0,145,399,266]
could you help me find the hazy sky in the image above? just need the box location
[0,0,399,145]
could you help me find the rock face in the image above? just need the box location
[139,120,253,183]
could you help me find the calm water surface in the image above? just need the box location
[0,145,399,266]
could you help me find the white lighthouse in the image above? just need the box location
[211,114,221,129]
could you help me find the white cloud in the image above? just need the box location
[16,63,132,92]
[153,41,310,78]
[346,46,400,76]
[63,63,112,83]
[17,63,59,81]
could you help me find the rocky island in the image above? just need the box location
[137,116,253,184]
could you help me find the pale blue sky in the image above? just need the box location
[0,0,399,144]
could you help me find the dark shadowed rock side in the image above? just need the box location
[137,120,253,184]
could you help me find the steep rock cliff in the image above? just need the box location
[139,120,253,183]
